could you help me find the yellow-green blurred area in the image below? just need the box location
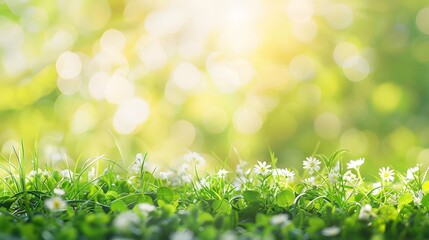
[1,0,429,178]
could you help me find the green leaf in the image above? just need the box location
[276,189,295,207]
[243,191,261,203]
[212,199,231,214]
[157,187,174,204]
[398,192,413,205]
[422,193,429,207]
[423,181,429,193]
[377,205,397,221]
[110,200,128,212]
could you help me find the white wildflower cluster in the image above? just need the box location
[158,152,207,187]
[272,168,295,184]
[27,168,50,178]
[61,169,74,180]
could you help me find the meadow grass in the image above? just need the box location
[1,146,429,239]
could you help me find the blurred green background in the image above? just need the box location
[1,0,429,177]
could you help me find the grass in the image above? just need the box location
[1,147,429,239]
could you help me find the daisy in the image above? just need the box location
[253,161,272,176]
[303,157,321,175]
[45,196,67,211]
[347,158,365,170]
[379,167,394,182]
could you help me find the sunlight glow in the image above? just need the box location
[113,97,150,134]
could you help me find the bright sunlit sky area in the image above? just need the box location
[1,0,429,177]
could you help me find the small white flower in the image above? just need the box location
[358,204,373,221]
[178,163,190,174]
[132,153,145,173]
[407,166,419,181]
[53,188,65,196]
[253,161,272,176]
[379,167,394,182]
[170,229,194,240]
[347,158,365,170]
[414,190,423,206]
[328,171,339,183]
[343,170,358,185]
[137,203,156,216]
[321,226,341,237]
[217,169,229,178]
[45,196,67,211]
[199,177,210,188]
[236,161,248,176]
[88,167,96,181]
[180,173,192,183]
[114,211,140,232]
[372,182,382,195]
[184,152,206,167]
[303,157,321,175]
[159,171,173,181]
[304,176,316,186]
[270,214,290,226]
[61,170,73,179]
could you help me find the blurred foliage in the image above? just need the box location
[0,0,429,176]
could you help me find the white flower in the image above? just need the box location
[88,167,96,182]
[270,214,290,226]
[347,158,365,170]
[236,161,248,176]
[379,167,394,182]
[178,163,190,174]
[343,170,358,184]
[53,188,65,196]
[328,171,340,183]
[180,173,192,183]
[303,157,321,175]
[304,176,316,186]
[137,203,156,216]
[217,169,229,178]
[170,229,194,240]
[159,171,173,181]
[199,177,210,188]
[358,204,373,221]
[45,196,67,211]
[372,182,382,195]
[114,211,140,232]
[132,153,145,173]
[184,152,206,167]
[61,170,73,179]
[253,161,272,176]
[414,190,423,206]
[407,166,419,181]
[321,226,341,237]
